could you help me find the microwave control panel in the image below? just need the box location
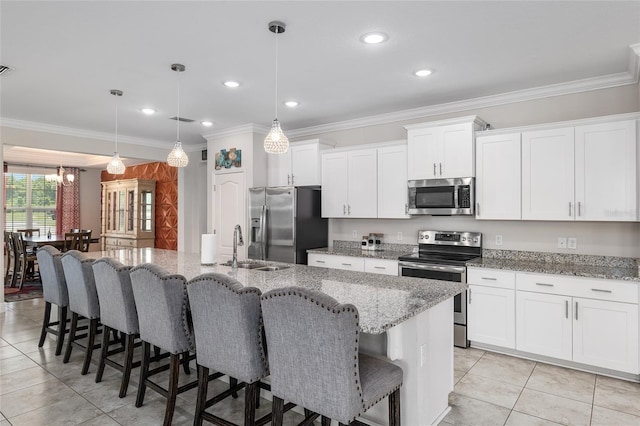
[458,185,471,208]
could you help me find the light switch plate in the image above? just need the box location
[397,232,403,241]
[557,237,567,249]
[568,237,577,249]
[495,235,503,245]
[352,230,358,238]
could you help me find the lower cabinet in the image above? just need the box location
[307,253,398,276]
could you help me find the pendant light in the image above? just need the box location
[106,89,126,175]
[167,63,189,167]
[264,21,289,154]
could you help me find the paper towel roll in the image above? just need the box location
[201,234,217,265]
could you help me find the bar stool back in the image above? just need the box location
[36,245,69,355]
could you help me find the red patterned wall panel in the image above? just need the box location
[101,162,178,250]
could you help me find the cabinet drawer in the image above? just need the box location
[365,259,399,276]
[104,237,120,246]
[332,255,365,272]
[308,253,333,268]
[468,268,516,289]
[516,272,637,303]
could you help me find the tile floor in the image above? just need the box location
[1,297,639,426]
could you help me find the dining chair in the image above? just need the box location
[13,231,39,289]
[130,263,197,426]
[187,273,274,426]
[64,231,91,252]
[17,228,40,237]
[61,250,102,374]
[36,245,70,355]
[261,287,403,426]
[4,231,15,286]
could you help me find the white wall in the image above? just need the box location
[79,168,102,248]
[179,158,208,253]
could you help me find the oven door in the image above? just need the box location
[398,261,468,346]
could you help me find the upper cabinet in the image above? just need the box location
[377,144,410,218]
[522,120,637,221]
[405,116,486,180]
[267,138,333,186]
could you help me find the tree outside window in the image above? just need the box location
[5,172,57,234]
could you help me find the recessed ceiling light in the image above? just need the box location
[201,121,213,127]
[415,69,433,77]
[140,108,156,115]
[284,101,299,108]
[223,81,240,88]
[361,32,387,44]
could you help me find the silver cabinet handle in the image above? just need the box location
[341,263,352,266]
[565,300,569,318]
[439,163,443,175]
[343,204,346,215]
[405,203,408,215]
[535,282,554,287]
[575,301,578,320]
[468,288,472,304]
[287,174,291,185]
[433,163,436,176]
[291,174,294,185]
[591,288,612,293]
[578,201,581,216]
[482,277,497,281]
[348,205,351,215]
[374,266,386,270]
[315,260,325,263]
[569,202,572,216]
[477,203,480,216]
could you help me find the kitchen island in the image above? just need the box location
[85,248,465,425]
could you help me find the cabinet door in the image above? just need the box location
[573,298,639,374]
[377,145,410,218]
[440,122,474,178]
[307,253,334,268]
[476,133,521,219]
[468,285,515,348]
[407,127,439,180]
[516,291,572,360]
[291,144,320,186]
[347,149,378,218]
[575,120,637,221]
[267,151,292,187]
[321,152,349,217]
[522,128,575,220]
[364,258,399,276]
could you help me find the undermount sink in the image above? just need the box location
[255,266,290,271]
[221,260,290,271]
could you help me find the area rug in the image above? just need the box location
[4,281,43,302]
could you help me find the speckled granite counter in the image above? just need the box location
[467,249,640,281]
[85,248,466,334]
[307,240,415,260]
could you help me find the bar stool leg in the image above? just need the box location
[63,312,79,363]
[244,382,258,425]
[389,388,401,426]
[55,306,68,356]
[321,417,331,426]
[81,318,98,375]
[135,341,151,408]
[38,302,52,347]
[272,396,284,426]
[120,333,135,398]
[181,351,190,374]
[230,377,239,398]
[163,354,181,426]
[193,365,209,426]
[96,324,110,383]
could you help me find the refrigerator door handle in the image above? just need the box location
[261,205,268,260]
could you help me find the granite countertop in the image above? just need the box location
[85,248,466,334]
[467,252,640,282]
[307,246,410,261]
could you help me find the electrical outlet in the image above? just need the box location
[352,230,358,239]
[397,232,403,241]
[495,235,503,246]
[568,237,577,249]
[557,237,567,249]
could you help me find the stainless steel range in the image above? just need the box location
[398,230,482,348]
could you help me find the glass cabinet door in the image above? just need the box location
[140,190,153,232]
[118,190,125,232]
[127,190,135,232]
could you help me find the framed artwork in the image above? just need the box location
[214,148,242,170]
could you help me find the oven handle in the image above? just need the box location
[398,261,466,274]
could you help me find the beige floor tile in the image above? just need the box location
[106,397,194,426]
[7,393,103,426]
[12,337,57,355]
[76,414,122,426]
[514,388,591,426]
[525,362,595,403]
[468,352,536,387]
[0,379,77,418]
[443,393,511,426]
[0,339,9,347]
[0,353,39,375]
[591,405,640,426]
[454,373,523,409]
[0,365,58,395]
[1,326,46,345]
[455,347,485,371]
[454,368,467,384]
[0,345,22,360]
[594,376,640,417]
[505,411,562,425]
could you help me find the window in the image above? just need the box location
[5,169,58,234]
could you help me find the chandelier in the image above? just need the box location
[167,63,189,167]
[107,89,126,175]
[45,166,75,186]
[264,21,289,154]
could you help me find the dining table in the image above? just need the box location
[23,234,100,250]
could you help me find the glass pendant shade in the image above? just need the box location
[264,118,289,154]
[167,141,189,167]
[107,152,126,174]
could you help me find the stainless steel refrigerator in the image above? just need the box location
[248,186,328,264]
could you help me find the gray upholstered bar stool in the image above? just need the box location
[261,287,403,426]
[36,245,69,356]
[61,250,102,374]
[187,272,277,426]
[130,263,197,426]
[92,257,140,397]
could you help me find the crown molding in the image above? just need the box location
[0,117,174,149]
[285,70,640,139]
[185,142,208,152]
[629,43,640,79]
[202,123,270,141]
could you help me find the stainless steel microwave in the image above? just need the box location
[408,177,474,215]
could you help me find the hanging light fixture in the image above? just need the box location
[264,21,289,154]
[45,166,75,186]
[106,89,126,175]
[167,63,189,167]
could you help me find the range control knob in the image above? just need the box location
[473,238,478,243]
[461,237,467,242]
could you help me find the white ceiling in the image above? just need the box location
[1,1,639,152]
[2,145,148,169]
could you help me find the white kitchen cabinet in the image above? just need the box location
[267,139,333,187]
[475,133,521,220]
[467,268,516,348]
[321,148,377,218]
[521,127,575,220]
[405,116,486,180]
[308,253,399,276]
[377,143,410,218]
[364,258,399,276]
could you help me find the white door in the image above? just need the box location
[573,298,639,374]
[266,151,291,187]
[575,120,637,221]
[516,291,572,360]
[347,149,378,218]
[407,127,439,180]
[522,127,575,220]
[377,144,410,219]
[468,285,516,348]
[440,122,474,178]
[291,143,320,186]
[476,133,521,220]
[213,171,246,262]
[321,152,349,217]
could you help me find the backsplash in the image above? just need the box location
[333,240,416,253]
[483,248,638,268]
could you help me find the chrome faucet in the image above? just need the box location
[232,224,244,268]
